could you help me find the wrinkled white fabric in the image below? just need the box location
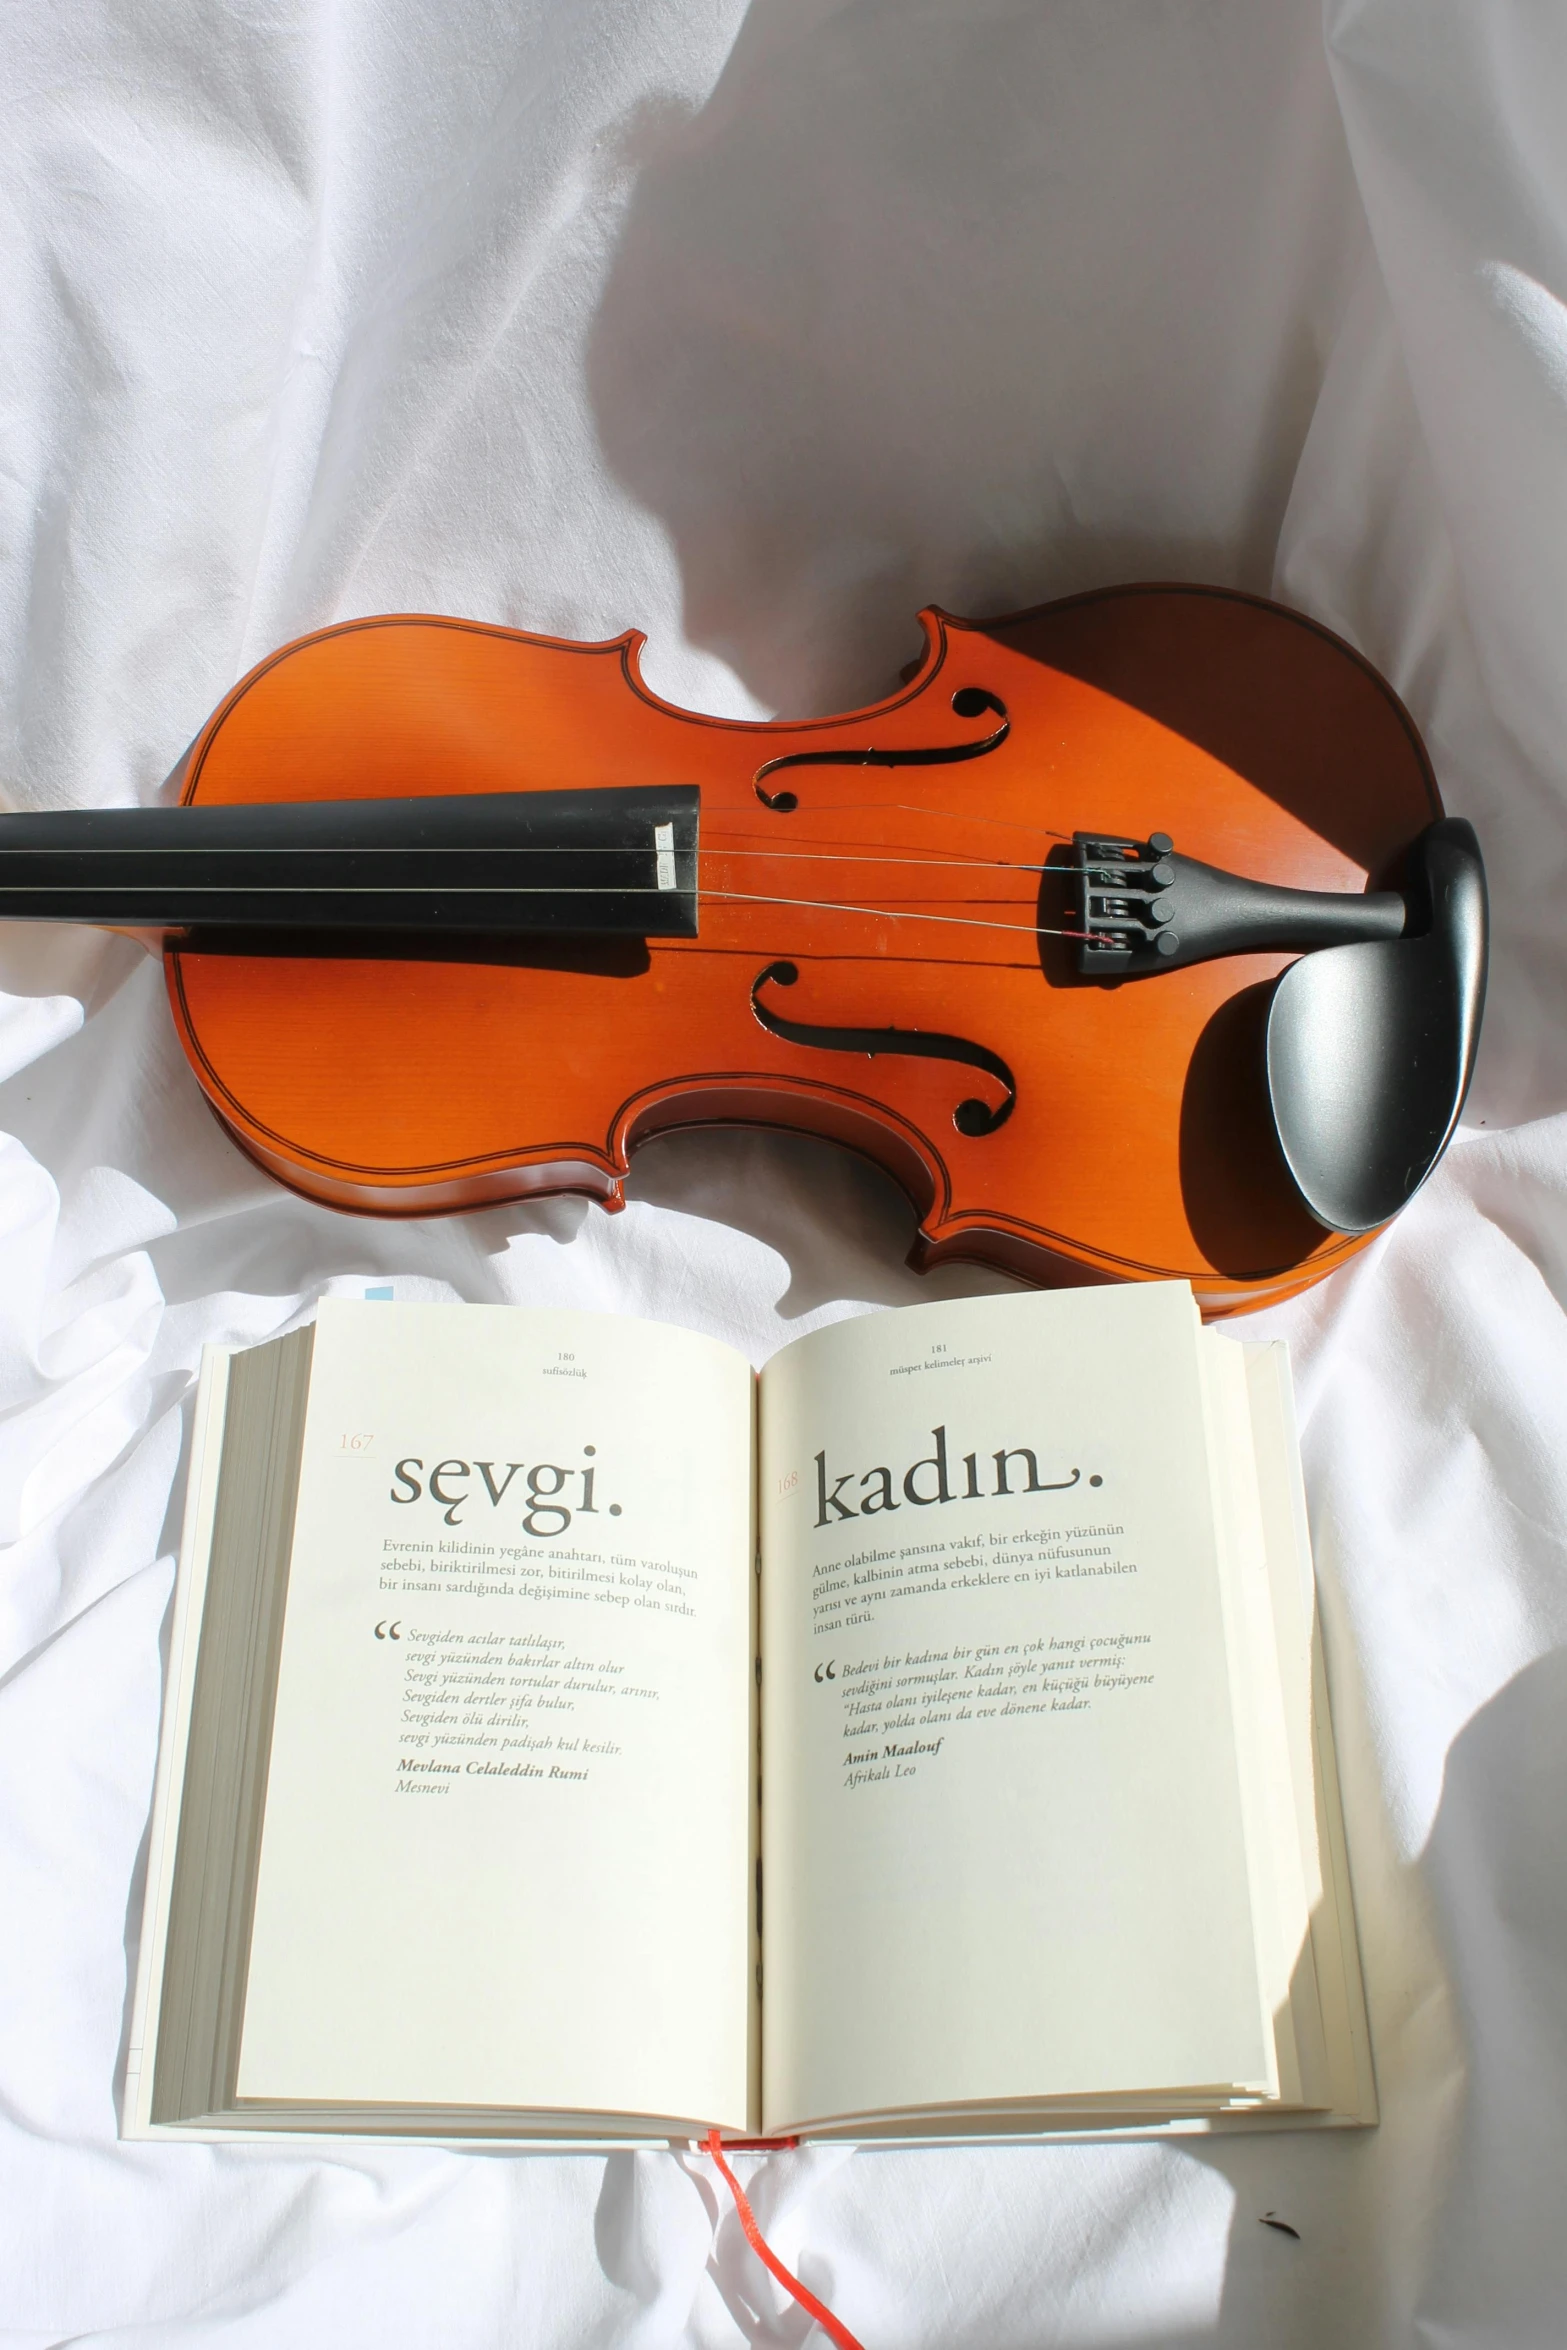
[3,0,1566,2343]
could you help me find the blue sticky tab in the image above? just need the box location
[365,1285,395,1302]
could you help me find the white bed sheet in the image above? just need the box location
[4,1,1567,2342]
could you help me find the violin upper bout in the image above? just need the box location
[179,612,681,811]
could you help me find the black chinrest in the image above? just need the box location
[1264,818,1488,1235]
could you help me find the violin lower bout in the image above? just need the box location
[166,933,1368,1317]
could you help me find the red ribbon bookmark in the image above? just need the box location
[703,2129,866,2350]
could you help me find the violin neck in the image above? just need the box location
[0,788,700,937]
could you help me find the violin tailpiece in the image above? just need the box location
[1069,833,1407,977]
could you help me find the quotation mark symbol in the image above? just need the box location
[814,1659,836,1683]
[375,1620,403,1640]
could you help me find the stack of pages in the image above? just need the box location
[128,1281,1373,2143]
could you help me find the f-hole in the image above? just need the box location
[752,686,1009,811]
[750,960,1016,1135]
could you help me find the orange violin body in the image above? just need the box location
[165,585,1441,1314]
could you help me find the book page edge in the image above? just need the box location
[122,1345,234,2141]
[1249,1341,1378,2128]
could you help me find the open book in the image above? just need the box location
[127,1283,1373,2144]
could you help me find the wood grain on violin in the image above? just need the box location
[155,584,1442,1314]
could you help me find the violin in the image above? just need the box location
[0,583,1486,1315]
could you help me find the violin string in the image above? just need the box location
[892,803,1073,843]
[704,888,1110,945]
[701,846,1046,873]
[32,845,1067,881]
[740,799,1075,843]
[28,857,1098,928]
[34,805,1102,931]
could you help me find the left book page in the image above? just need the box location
[137,1300,757,2135]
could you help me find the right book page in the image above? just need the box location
[757,1283,1281,2134]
